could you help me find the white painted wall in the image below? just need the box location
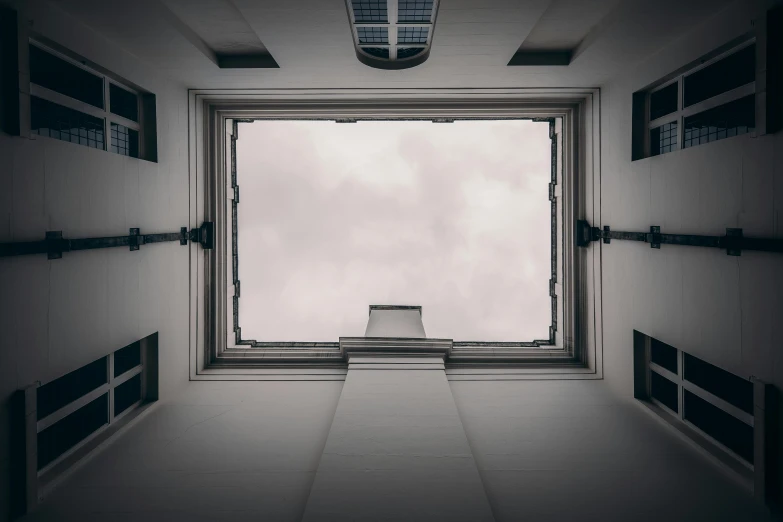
[0,2,190,519]
[451,379,770,521]
[599,0,783,395]
[15,379,771,521]
[3,0,781,520]
[303,364,493,522]
[20,381,343,522]
[599,0,783,507]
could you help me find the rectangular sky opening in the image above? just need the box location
[235,119,553,342]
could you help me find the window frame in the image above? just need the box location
[11,334,159,519]
[643,38,757,158]
[633,331,777,502]
[229,116,561,349]
[187,88,603,379]
[28,39,145,158]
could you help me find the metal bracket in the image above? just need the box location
[128,228,141,251]
[46,231,65,260]
[576,220,592,247]
[724,228,743,256]
[431,118,454,123]
[335,118,357,123]
[647,226,661,249]
[189,222,215,250]
[576,220,603,246]
[602,226,610,244]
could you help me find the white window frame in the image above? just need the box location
[644,38,756,157]
[28,40,144,158]
[186,87,604,381]
[633,331,777,504]
[13,335,159,518]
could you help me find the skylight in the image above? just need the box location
[234,119,554,343]
[346,0,439,69]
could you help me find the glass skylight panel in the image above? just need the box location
[397,27,428,44]
[346,0,438,67]
[398,0,433,22]
[396,47,425,59]
[352,0,388,22]
[362,47,390,59]
[357,27,389,44]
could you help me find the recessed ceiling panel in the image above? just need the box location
[508,0,620,66]
[162,0,279,68]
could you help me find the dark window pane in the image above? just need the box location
[31,96,105,151]
[650,82,678,121]
[362,47,389,59]
[683,95,754,149]
[37,393,108,470]
[110,122,139,158]
[397,47,425,59]
[356,27,388,44]
[352,0,387,22]
[651,370,678,413]
[109,83,139,122]
[114,341,141,377]
[650,121,678,156]
[397,27,429,44]
[114,373,142,417]
[398,0,433,22]
[37,357,107,420]
[651,338,678,373]
[29,45,104,109]
[683,353,753,414]
[684,44,755,107]
[684,390,753,463]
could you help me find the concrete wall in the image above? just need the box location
[600,0,783,395]
[0,2,190,520]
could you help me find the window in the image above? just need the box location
[633,39,757,159]
[28,41,155,160]
[32,339,150,473]
[632,331,777,499]
[12,334,159,517]
[346,0,439,69]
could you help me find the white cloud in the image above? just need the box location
[236,119,552,342]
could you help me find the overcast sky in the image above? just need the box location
[236,119,552,342]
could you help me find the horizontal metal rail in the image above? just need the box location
[0,222,214,259]
[576,220,783,256]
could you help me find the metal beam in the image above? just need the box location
[576,220,783,256]
[0,222,214,259]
